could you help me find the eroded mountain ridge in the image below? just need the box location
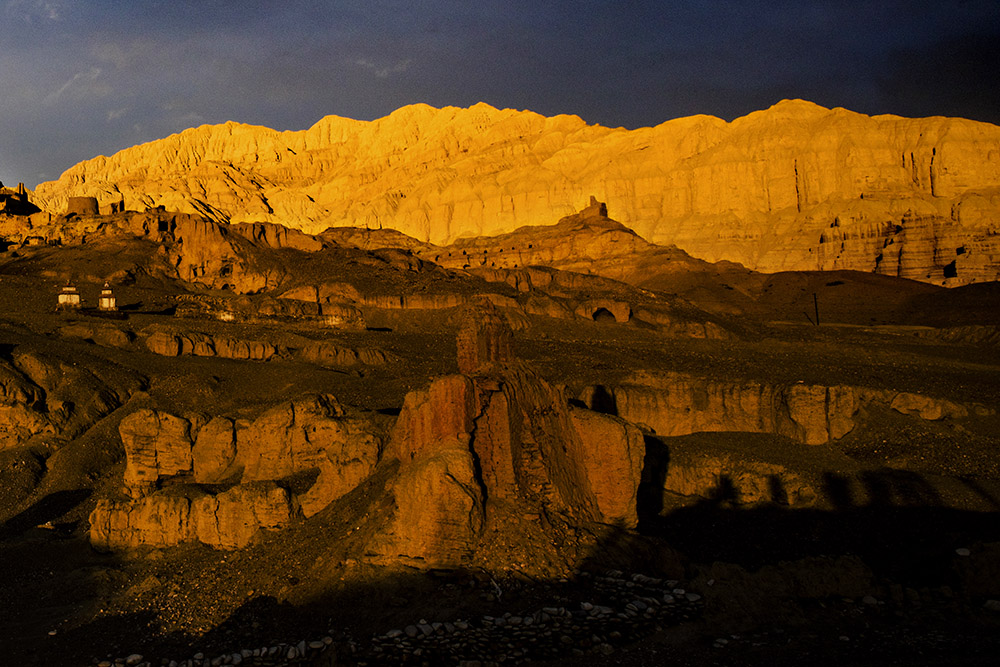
[30,99,1000,286]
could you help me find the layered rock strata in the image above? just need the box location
[142,328,393,367]
[90,394,383,549]
[580,373,981,446]
[34,100,1000,285]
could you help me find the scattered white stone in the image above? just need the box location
[955,548,971,557]
[984,600,1000,612]
[126,655,144,666]
[862,595,878,605]
[839,636,850,642]
[309,640,325,650]
[685,593,702,602]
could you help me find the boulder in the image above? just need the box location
[97,393,383,549]
[235,394,382,516]
[374,344,647,564]
[90,493,196,550]
[389,376,476,463]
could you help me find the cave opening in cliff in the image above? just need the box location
[592,307,616,322]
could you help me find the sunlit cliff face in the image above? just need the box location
[31,101,1000,285]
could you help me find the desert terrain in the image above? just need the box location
[1,102,999,666]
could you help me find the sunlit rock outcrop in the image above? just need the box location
[90,394,383,550]
[370,301,645,567]
[580,372,990,446]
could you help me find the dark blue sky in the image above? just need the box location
[1,0,998,187]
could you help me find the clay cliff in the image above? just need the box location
[32,100,1000,285]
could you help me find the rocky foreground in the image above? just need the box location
[0,200,998,665]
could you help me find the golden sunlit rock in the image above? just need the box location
[33,100,1000,284]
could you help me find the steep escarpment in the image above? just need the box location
[32,100,1000,284]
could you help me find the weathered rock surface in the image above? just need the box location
[569,407,646,524]
[90,394,383,549]
[142,327,393,367]
[580,372,984,445]
[90,482,296,550]
[120,409,203,496]
[371,303,644,567]
[144,330,278,361]
[34,100,1000,285]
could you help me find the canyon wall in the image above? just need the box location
[33,100,1000,285]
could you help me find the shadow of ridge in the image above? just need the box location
[20,495,1000,667]
[0,489,92,539]
[12,610,165,667]
[641,471,1000,586]
[10,459,999,666]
